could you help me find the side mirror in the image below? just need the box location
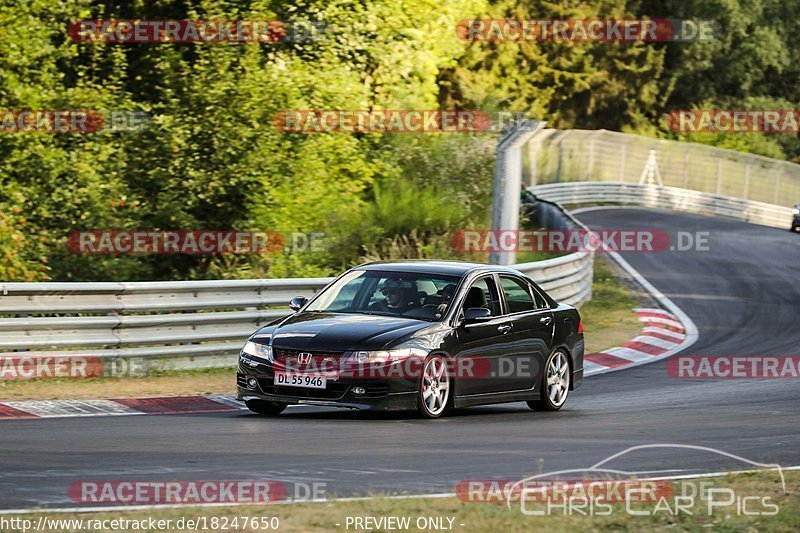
[289,296,309,311]
[462,307,491,325]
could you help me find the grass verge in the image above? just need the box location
[579,256,642,354]
[4,470,797,532]
[0,367,235,402]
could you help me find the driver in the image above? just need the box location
[370,279,418,314]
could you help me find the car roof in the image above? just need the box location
[353,260,524,277]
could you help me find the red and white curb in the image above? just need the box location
[584,308,688,376]
[0,394,245,420]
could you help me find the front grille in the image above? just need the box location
[272,348,345,373]
[236,373,249,387]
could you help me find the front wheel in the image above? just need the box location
[417,355,453,418]
[245,399,287,416]
[528,350,570,411]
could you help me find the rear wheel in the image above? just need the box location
[245,399,287,416]
[528,350,570,411]
[417,354,452,418]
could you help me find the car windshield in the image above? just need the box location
[305,270,461,321]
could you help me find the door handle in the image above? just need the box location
[540,317,552,326]
[497,324,512,334]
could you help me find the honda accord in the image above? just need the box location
[236,261,584,418]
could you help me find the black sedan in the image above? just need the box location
[236,261,584,418]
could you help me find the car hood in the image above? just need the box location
[253,312,432,352]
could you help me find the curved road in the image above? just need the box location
[1,208,799,510]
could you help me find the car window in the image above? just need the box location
[499,276,536,313]
[327,274,367,309]
[306,270,461,321]
[462,277,502,317]
[528,283,550,309]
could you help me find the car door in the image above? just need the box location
[497,275,554,392]
[454,275,517,396]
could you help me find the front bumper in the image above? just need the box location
[235,363,419,412]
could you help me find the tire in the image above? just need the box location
[527,350,571,412]
[792,224,799,232]
[245,399,287,416]
[417,354,453,419]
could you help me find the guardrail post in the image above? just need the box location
[743,163,750,200]
[556,133,565,182]
[527,129,556,186]
[490,120,546,265]
[683,149,690,189]
[586,129,603,180]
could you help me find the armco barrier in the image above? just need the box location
[0,232,593,369]
[530,181,794,229]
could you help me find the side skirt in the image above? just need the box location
[454,389,538,408]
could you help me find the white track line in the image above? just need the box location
[572,207,700,374]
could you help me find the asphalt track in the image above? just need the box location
[1,208,799,510]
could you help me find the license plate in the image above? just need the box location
[273,372,327,389]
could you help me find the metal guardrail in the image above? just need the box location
[0,253,593,369]
[530,181,795,229]
[0,278,333,369]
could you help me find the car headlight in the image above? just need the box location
[344,348,427,364]
[241,341,273,362]
[793,208,799,216]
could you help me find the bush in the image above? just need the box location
[0,207,49,281]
